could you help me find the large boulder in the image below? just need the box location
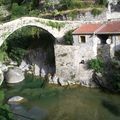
[5,67,25,83]
[8,96,25,104]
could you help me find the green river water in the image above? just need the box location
[5,78,120,120]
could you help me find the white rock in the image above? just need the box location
[0,64,8,72]
[34,64,40,76]
[58,78,68,86]
[52,75,59,84]
[19,60,30,71]
[8,96,25,104]
[5,67,25,83]
[10,61,17,66]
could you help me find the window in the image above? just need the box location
[81,36,86,43]
[79,36,86,43]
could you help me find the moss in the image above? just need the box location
[46,21,65,30]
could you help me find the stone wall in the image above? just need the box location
[54,44,96,87]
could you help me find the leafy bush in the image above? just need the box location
[115,50,120,60]
[46,21,65,30]
[88,58,104,73]
[0,42,9,62]
[9,47,26,65]
[0,89,14,120]
[11,3,29,19]
[68,10,78,20]
[96,0,107,6]
[60,0,72,9]
[108,61,120,90]
[91,8,102,16]
[0,0,11,5]
[64,30,73,45]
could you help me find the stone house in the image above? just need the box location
[55,21,120,87]
[72,21,120,61]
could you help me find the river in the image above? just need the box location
[4,76,120,120]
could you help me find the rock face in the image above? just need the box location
[8,96,25,104]
[19,48,55,77]
[5,67,25,83]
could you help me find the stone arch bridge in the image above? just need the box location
[0,17,82,46]
[0,17,99,86]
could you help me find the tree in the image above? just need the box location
[0,0,11,5]
[60,0,72,9]
[95,0,107,6]
[31,0,39,9]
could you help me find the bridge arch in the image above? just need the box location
[4,25,56,76]
[0,17,64,46]
[0,17,82,47]
[5,24,56,44]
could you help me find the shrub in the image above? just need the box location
[64,30,73,45]
[88,58,104,73]
[9,47,26,65]
[0,42,9,62]
[0,89,14,120]
[115,50,120,60]
[91,8,102,16]
[68,10,78,20]
[96,0,107,6]
[11,3,29,19]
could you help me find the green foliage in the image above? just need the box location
[11,3,29,19]
[60,0,93,9]
[7,74,63,100]
[107,60,120,90]
[0,42,9,62]
[88,58,104,73]
[0,0,11,5]
[0,90,4,104]
[0,89,14,120]
[115,50,120,60]
[0,50,8,62]
[21,74,44,89]
[60,0,72,9]
[64,30,73,45]
[91,8,102,16]
[96,0,107,6]
[31,0,39,9]
[46,21,65,30]
[68,10,78,20]
[2,26,55,65]
[9,47,26,64]
[29,10,40,17]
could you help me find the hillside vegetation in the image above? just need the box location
[0,0,107,22]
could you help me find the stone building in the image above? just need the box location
[72,21,120,60]
[54,21,120,87]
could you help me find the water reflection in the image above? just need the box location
[10,104,48,120]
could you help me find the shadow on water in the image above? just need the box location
[102,99,120,116]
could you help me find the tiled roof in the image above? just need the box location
[72,23,102,35]
[97,21,120,34]
[73,21,120,35]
